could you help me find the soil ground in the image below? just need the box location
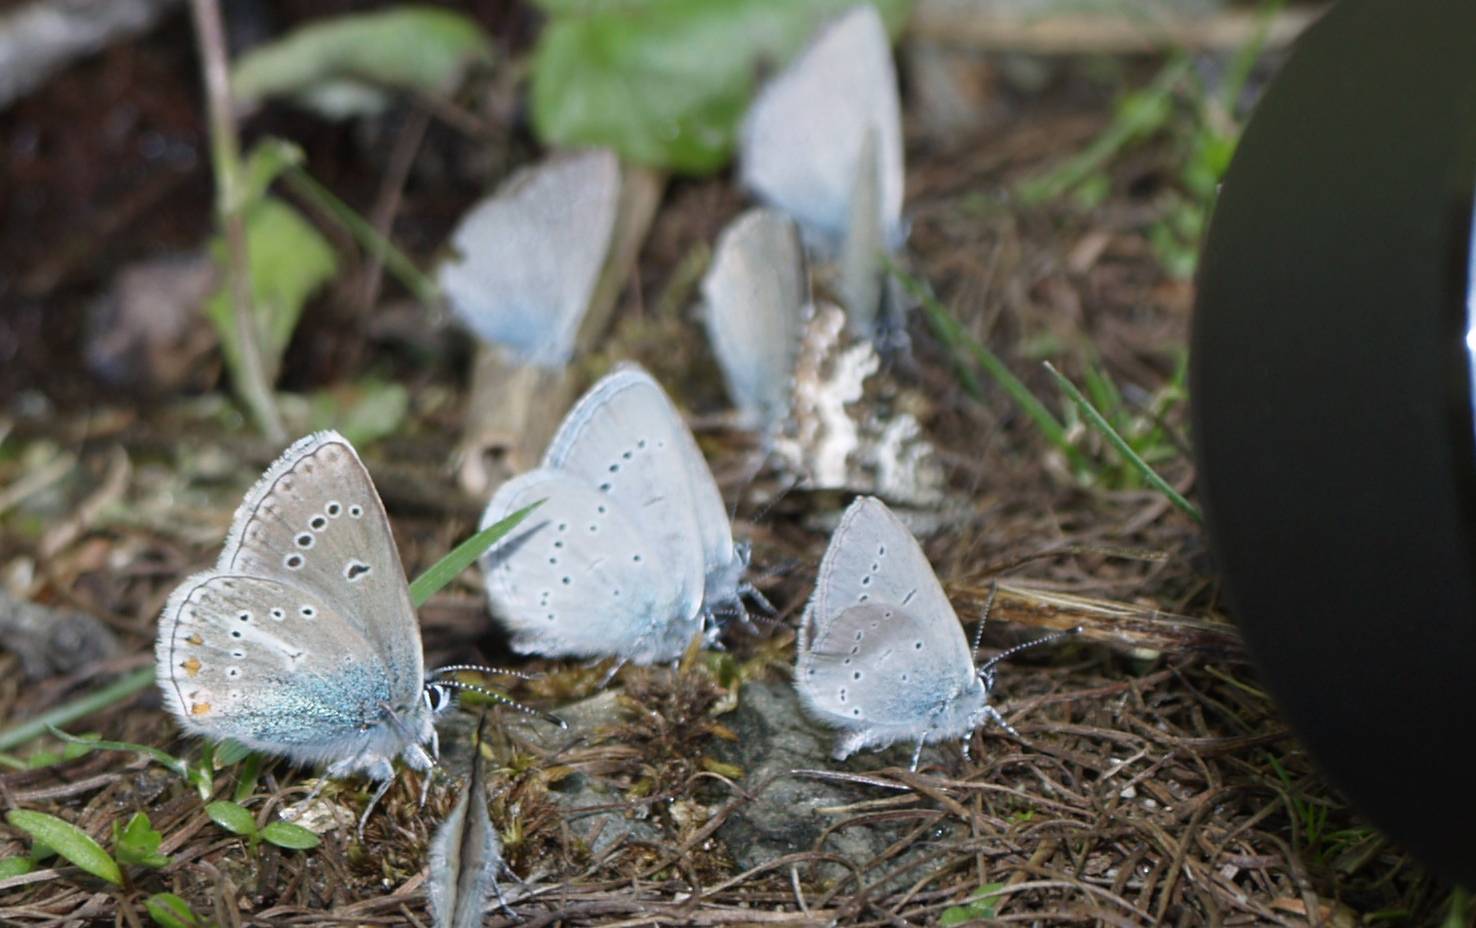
[0,2,1461,925]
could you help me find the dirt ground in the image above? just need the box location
[0,2,1462,926]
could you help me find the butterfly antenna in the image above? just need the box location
[436,680,568,729]
[977,626,1084,676]
[747,472,802,530]
[969,582,999,664]
[427,664,541,682]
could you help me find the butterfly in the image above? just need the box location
[439,148,620,369]
[155,431,546,835]
[739,4,907,338]
[796,496,1076,769]
[479,365,765,666]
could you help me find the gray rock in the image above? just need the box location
[712,679,937,884]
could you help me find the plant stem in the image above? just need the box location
[0,667,155,753]
[1043,361,1203,522]
[189,0,284,442]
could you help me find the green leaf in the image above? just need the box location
[940,883,1006,925]
[260,820,320,850]
[213,739,253,767]
[240,138,305,206]
[5,810,122,886]
[145,892,204,928]
[205,197,338,388]
[0,856,34,879]
[205,801,258,838]
[233,753,264,803]
[113,812,170,869]
[232,6,494,119]
[408,501,544,607]
[306,379,410,447]
[531,0,911,173]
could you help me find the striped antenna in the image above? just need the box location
[432,679,568,729]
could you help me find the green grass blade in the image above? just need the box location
[892,265,1091,473]
[408,501,544,608]
[47,727,189,780]
[281,162,440,306]
[4,810,122,886]
[0,667,155,753]
[1043,362,1202,522]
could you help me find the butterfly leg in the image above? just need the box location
[739,580,776,617]
[984,705,1022,739]
[356,758,398,840]
[909,735,926,772]
[960,736,973,763]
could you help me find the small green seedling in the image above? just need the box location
[113,812,171,869]
[5,809,123,886]
[146,892,211,928]
[0,856,35,879]
[940,883,1006,925]
[205,800,319,851]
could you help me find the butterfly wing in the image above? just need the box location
[215,431,423,696]
[439,149,620,367]
[543,365,731,617]
[701,208,808,433]
[479,469,698,665]
[806,496,957,644]
[795,601,984,755]
[155,571,419,769]
[738,5,903,255]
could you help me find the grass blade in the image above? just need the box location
[1043,361,1202,522]
[409,501,544,608]
[891,264,1091,473]
[5,810,122,886]
[0,667,155,753]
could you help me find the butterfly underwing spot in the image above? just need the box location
[344,560,371,582]
[227,667,241,679]
[270,608,285,621]
[186,632,203,645]
[284,553,304,570]
[237,611,250,622]
[299,605,316,619]
[181,657,201,677]
[309,514,327,530]
[349,504,364,518]
[295,533,315,549]
[326,501,342,517]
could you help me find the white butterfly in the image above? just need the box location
[439,149,620,368]
[739,4,906,336]
[156,432,547,835]
[479,365,763,666]
[797,497,1075,769]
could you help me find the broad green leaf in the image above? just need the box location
[233,6,494,119]
[0,856,34,879]
[939,883,1006,926]
[205,197,338,388]
[5,810,122,886]
[260,820,320,850]
[145,892,204,928]
[408,501,544,607]
[113,812,170,869]
[530,0,911,173]
[205,801,257,838]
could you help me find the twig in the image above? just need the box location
[910,0,1327,53]
[189,0,284,441]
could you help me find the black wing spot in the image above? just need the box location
[326,501,342,517]
[348,504,364,518]
[345,561,371,581]
[310,516,327,530]
[285,554,304,569]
